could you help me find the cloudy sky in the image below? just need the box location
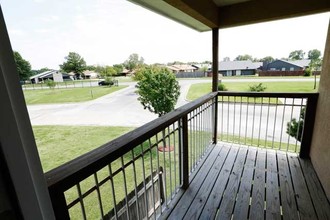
[1,0,329,69]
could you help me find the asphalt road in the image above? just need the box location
[27,78,317,145]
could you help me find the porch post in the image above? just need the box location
[0,5,55,219]
[212,28,219,144]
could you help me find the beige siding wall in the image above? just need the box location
[310,20,330,200]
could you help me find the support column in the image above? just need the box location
[0,5,55,219]
[212,28,219,144]
[310,19,330,200]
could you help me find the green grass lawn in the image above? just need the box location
[187,81,319,101]
[24,86,127,104]
[33,125,135,172]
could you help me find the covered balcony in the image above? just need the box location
[0,0,330,219]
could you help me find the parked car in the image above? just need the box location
[98,80,114,86]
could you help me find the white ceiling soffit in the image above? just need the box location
[127,0,211,32]
[213,0,252,6]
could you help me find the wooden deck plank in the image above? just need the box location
[199,146,240,219]
[167,144,223,219]
[232,148,257,220]
[159,145,215,219]
[288,155,317,220]
[265,150,281,220]
[215,147,248,220]
[182,145,231,219]
[249,149,266,220]
[299,157,330,219]
[277,152,299,220]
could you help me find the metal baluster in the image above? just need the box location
[140,143,150,216]
[233,96,236,144]
[131,150,141,220]
[257,97,264,147]
[238,96,243,145]
[93,173,104,218]
[251,97,256,146]
[167,126,173,198]
[264,97,271,148]
[76,183,87,220]
[155,134,163,214]
[161,131,168,205]
[245,97,249,145]
[279,98,287,150]
[295,99,304,152]
[108,164,118,219]
[121,156,130,220]
[147,139,156,220]
[272,98,279,149]
[287,98,295,152]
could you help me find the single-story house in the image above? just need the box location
[167,64,198,73]
[82,70,99,79]
[264,59,310,71]
[219,60,258,76]
[29,70,70,83]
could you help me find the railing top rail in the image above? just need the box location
[218,91,319,98]
[45,92,218,191]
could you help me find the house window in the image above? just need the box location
[270,68,276,71]
[282,67,286,71]
[290,67,294,71]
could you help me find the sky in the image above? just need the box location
[0,0,329,70]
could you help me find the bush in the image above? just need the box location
[249,83,267,92]
[218,83,228,91]
[286,107,305,141]
[104,77,115,86]
[45,79,56,89]
[304,68,312,76]
[136,66,180,116]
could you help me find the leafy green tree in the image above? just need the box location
[100,66,116,78]
[136,66,180,116]
[287,108,305,141]
[124,53,144,71]
[60,52,86,78]
[260,56,275,63]
[289,50,305,60]
[113,64,124,75]
[308,49,321,61]
[13,51,32,80]
[234,54,253,61]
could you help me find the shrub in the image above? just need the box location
[304,68,311,76]
[45,79,56,89]
[218,83,228,91]
[286,107,305,141]
[104,77,115,86]
[249,83,267,92]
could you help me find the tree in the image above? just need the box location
[260,56,275,63]
[100,66,116,78]
[136,66,180,117]
[223,57,230,61]
[45,79,56,89]
[308,49,322,89]
[60,52,86,78]
[113,64,124,75]
[289,50,305,60]
[13,51,32,80]
[308,49,321,61]
[287,108,305,142]
[124,53,144,71]
[234,54,253,61]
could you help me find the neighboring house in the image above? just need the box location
[29,70,70,83]
[218,60,257,76]
[167,64,197,73]
[265,59,310,71]
[82,70,99,79]
[191,63,212,71]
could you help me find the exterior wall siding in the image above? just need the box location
[266,60,302,71]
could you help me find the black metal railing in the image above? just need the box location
[217,92,318,157]
[46,91,318,219]
[45,92,217,219]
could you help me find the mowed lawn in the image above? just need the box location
[33,125,134,172]
[24,86,127,104]
[187,81,319,100]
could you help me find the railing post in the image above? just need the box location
[48,188,70,220]
[181,115,189,189]
[300,94,318,158]
[213,95,218,144]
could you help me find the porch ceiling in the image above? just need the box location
[128,0,330,31]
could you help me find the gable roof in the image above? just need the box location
[218,60,257,71]
[285,59,310,67]
[29,70,58,79]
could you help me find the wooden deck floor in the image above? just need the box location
[161,143,330,220]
